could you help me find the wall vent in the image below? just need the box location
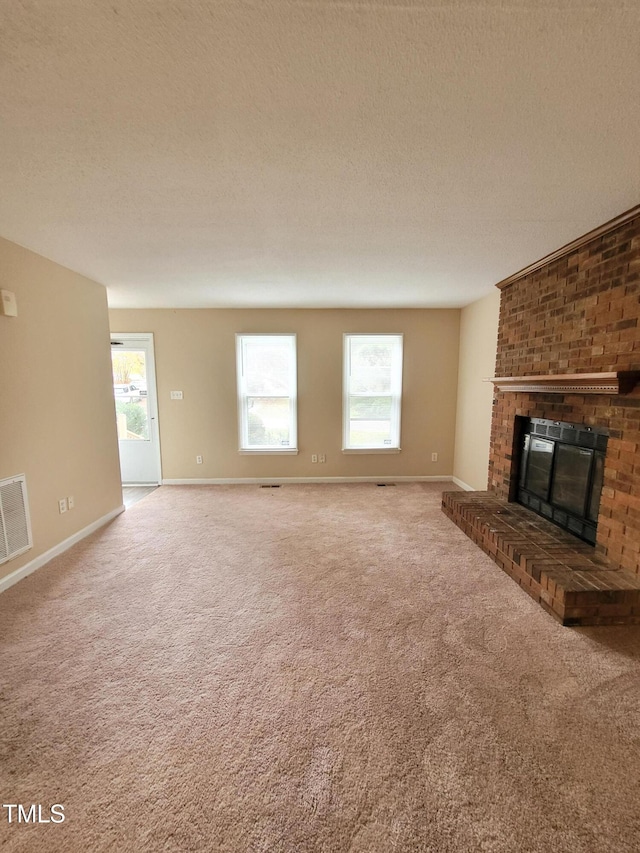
[0,475,33,565]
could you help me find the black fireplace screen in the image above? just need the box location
[517,418,608,545]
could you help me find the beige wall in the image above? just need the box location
[109,309,460,481]
[0,238,123,583]
[453,289,500,490]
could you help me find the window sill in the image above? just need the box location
[238,449,299,456]
[342,447,401,454]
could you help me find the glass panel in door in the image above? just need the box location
[111,349,150,441]
[111,333,161,485]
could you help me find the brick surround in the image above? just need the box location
[444,207,640,625]
[489,210,640,576]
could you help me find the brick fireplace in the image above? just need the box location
[444,205,640,625]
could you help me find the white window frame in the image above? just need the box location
[342,333,403,454]
[236,333,298,454]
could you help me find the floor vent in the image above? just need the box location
[376,483,396,487]
[260,484,281,488]
[0,475,33,566]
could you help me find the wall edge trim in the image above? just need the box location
[451,476,475,491]
[162,476,454,485]
[0,504,126,594]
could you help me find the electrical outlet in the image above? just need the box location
[67,495,75,510]
[58,498,67,514]
[431,452,438,462]
[170,390,183,400]
[311,454,318,463]
[0,289,18,317]
[319,454,326,463]
[196,455,203,464]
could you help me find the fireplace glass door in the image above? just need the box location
[517,419,608,545]
[550,444,593,516]
[525,438,554,498]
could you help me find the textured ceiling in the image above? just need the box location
[0,0,639,308]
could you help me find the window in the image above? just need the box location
[343,334,403,451]
[236,334,297,452]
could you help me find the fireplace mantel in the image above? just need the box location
[485,371,640,395]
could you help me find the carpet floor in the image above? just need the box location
[1,483,640,852]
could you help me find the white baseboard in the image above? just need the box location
[0,505,125,595]
[162,476,455,485]
[451,476,475,491]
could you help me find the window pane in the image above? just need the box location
[349,396,392,420]
[244,341,291,395]
[111,349,149,441]
[247,397,292,447]
[348,395,393,446]
[115,399,149,441]
[237,334,297,451]
[343,334,402,449]
[350,340,394,394]
[348,419,393,447]
[350,367,391,394]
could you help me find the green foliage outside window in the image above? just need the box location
[116,401,149,439]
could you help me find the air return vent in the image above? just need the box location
[0,475,33,565]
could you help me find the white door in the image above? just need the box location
[110,333,162,485]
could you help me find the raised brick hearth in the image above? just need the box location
[445,206,640,625]
[442,491,640,625]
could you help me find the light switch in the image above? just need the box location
[0,290,18,317]
[170,390,183,400]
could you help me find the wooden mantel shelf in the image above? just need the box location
[485,371,640,395]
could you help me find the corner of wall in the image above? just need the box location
[0,237,123,586]
[452,289,500,491]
